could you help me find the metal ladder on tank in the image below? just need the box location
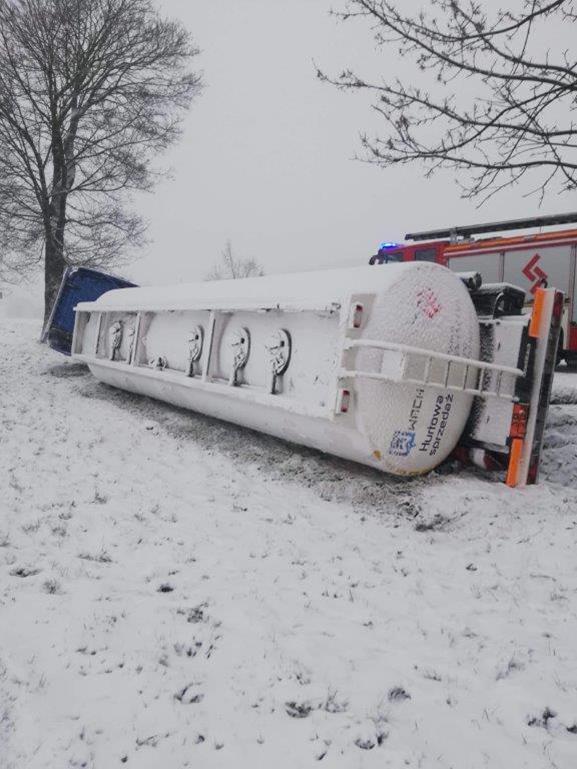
[338,339,525,402]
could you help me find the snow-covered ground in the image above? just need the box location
[1,319,577,769]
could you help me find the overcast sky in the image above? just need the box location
[122,0,571,285]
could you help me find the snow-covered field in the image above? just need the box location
[1,319,577,769]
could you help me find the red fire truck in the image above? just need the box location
[370,212,577,365]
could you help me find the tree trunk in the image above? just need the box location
[43,157,69,328]
[43,235,67,326]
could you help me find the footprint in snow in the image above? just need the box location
[10,566,41,578]
[285,701,312,718]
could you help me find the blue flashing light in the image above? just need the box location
[379,241,400,250]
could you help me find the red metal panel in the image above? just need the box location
[569,324,577,352]
[446,241,577,258]
[445,230,577,258]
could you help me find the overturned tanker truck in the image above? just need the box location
[67,261,562,487]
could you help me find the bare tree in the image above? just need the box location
[320,0,577,203]
[0,0,202,321]
[206,240,265,280]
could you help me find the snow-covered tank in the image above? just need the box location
[71,262,486,475]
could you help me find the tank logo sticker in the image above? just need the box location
[389,388,453,459]
[419,393,454,456]
[389,430,417,457]
[408,388,425,431]
[389,388,425,457]
[416,288,441,319]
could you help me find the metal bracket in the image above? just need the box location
[266,329,291,394]
[151,356,169,370]
[186,325,204,377]
[228,327,250,386]
[108,320,123,361]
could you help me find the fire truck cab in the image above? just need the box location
[370,213,577,365]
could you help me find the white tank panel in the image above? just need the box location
[74,263,480,476]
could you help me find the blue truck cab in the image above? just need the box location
[44,266,137,355]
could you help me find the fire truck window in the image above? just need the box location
[380,251,403,263]
[414,248,437,262]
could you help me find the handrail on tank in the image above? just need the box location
[341,339,525,401]
[339,369,517,401]
[344,339,524,377]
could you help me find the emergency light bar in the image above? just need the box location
[405,211,577,242]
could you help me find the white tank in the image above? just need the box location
[72,263,480,475]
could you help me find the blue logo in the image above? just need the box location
[389,431,416,457]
